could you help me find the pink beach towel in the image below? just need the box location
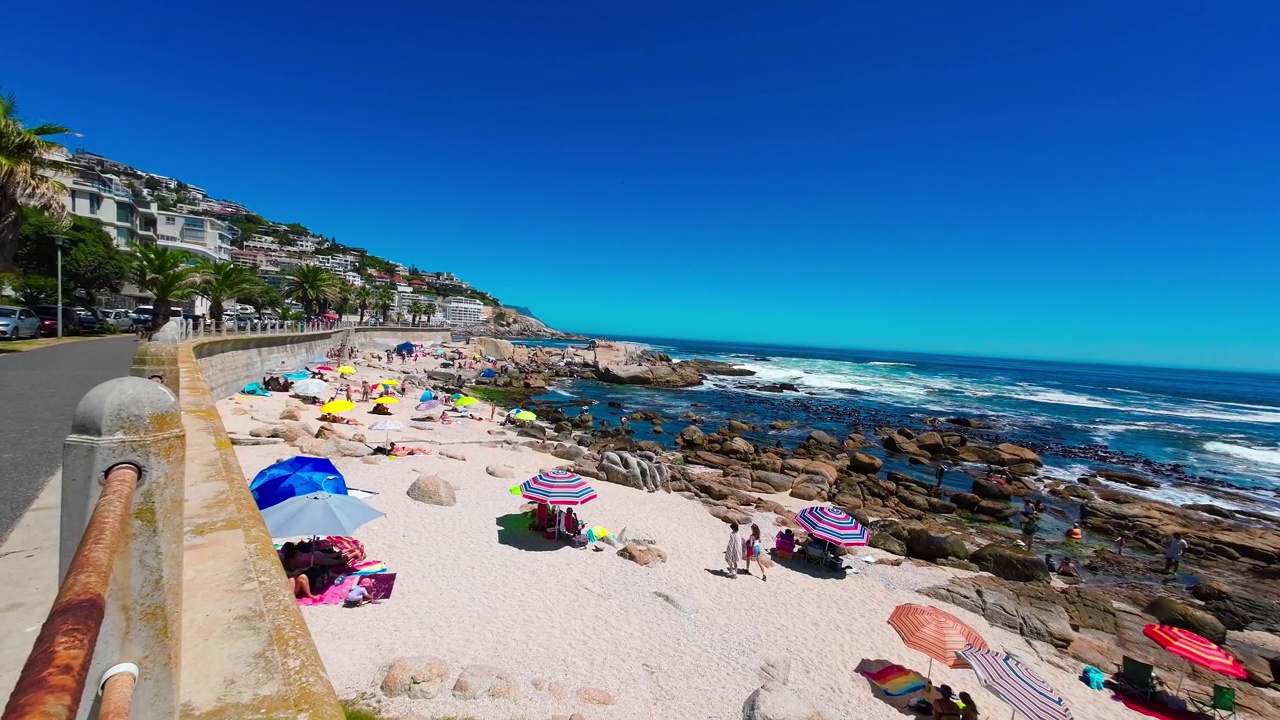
[297,575,356,606]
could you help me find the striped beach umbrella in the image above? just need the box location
[519,470,597,506]
[957,646,1073,720]
[888,604,989,674]
[1143,624,1247,691]
[795,506,869,547]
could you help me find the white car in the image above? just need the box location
[0,305,41,339]
[100,309,134,332]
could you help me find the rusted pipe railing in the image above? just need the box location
[97,664,138,720]
[2,463,140,720]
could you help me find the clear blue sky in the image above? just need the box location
[4,3,1278,371]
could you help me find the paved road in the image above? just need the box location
[0,338,138,543]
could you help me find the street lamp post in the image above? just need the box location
[53,235,67,338]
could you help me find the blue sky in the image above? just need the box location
[4,3,1278,371]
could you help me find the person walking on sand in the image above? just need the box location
[360,380,371,402]
[1164,532,1188,574]
[744,524,768,581]
[725,523,742,578]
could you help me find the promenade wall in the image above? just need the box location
[351,327,452,346]
[192,329,348,401]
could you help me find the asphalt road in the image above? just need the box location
[0,337,139,543]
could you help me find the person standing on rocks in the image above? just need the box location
[1164,532,1188,574]
[725,523,742,578]
[935,464,946,488]
[1021,513,1039,552]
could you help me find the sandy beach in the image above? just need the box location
[217,352,1152,720]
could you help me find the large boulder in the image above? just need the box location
[971,543,1051,582]
[949,492,982,511]
[407,474,456,506]
[477,337,516,360]
[618,542,667,566]
[485,464,515,479]
[905,527,969,561]
[789,483,826,501]
[742,681,836,720]
[752,471,796,493]
[995,443,1043,466]
[805,430,839,449]
[382,656,450,699]
[452,664,518,700]
[869,533,908,556]
[1144,597,1228,644]
[971,478,1013,501]
[677,425,707,447]
[846,452,883,474]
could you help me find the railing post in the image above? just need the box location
[5,377,184,720]
[132,319,181,395]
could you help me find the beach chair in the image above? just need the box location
[1112,656,1163,701]
[774,533,795,560]
[804,542,825,566]
[1189,685,1236,720]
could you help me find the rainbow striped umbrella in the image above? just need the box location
[795,506,869,547]
[958,646,1073,720]
[1143,624,1247,691]
[888,604,988,674]
[519,470,597,506]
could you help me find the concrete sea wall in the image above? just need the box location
[192,330,348,400]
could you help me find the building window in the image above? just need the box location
[164,216,176,225]
[89,195,101,215]
[116,204,133,224]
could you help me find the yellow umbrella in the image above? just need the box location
[379,379,400,386]
[320,400,355,414]
[337,366,356,375]
[454,396,478,407]
[515,410,537,421]
[372,397,399,405]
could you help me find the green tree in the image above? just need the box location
[244,280,280,320]
[376,287,394,323]
[493,309,508,325]
[14,275,57,305]
[195,261,260,323]
[423,302,437,326]
[354,285,372,324]
[0,93,74,270]
[407,299,424,326]
[14,206,131,306]
[132,245,199,321]
[283,264,341,320]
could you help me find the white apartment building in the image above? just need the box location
[60,167,159,250]
[243,236,281,252]
[155,211,235,262]
[441,296,484,325]
[341,271,362,286]
[311,253,360,272]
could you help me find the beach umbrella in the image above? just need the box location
[337,365,356,375]
[480,368,496,378]
[372,397,399,405]
[795,506,869,547]
[368,419,406,447]
[957,646,1074,720]
[514,410,537,421]
[519,469,597,505]
[320,399,355,414]
[1143,625,1247,692]
[316,365,335,372]
[309,356,330,364]
[250,457,348,511]
[292,379,328,396]
[379,379,400,386]
[454,396,478,407]
[260,491,384,538]
[415,400,442,412]
[284,371,310,381]
[888,604,989,675]
[419,390,434,401]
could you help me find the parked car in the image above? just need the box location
[0,305,41,339]
[99,309,134,332]
[31,305,82,337]
[75,309,102,334]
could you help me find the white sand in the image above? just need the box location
[218,359,1147,720]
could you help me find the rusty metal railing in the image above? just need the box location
[2,463,139,720]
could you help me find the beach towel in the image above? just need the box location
[349,560,387,575]
[1082,665,1105,690]
[857,663,927,697]
[241,382,271,397]
[297,575,356,606]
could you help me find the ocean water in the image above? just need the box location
[518,338,1280,511]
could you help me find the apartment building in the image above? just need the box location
[441,296,484,325]
[243,236,281,253]
[341,271,363,286]
[310,253,361,272]
[155,211,236,262]
[57,162,158,250]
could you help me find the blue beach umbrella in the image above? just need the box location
[480,368,495,378]
[419,390,433,401]
[260,491,383,538]
[309,356,330,364]
[250,456,348,510]
[396,341,416,354]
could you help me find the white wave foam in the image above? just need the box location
[1204,441,1280,468]
[865,361,914,367]
[552,389,574,397]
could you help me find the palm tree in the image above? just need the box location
[133,245,199,322]
[355,285,372,325]
[408,299,424,326]
[195,260,260,325]
[0,93,74,271]
[376,287,394,323]
[283,264,341,319]
[423,302,437,326]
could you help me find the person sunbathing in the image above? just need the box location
[371,403,392,416]
[318,412,361,425]
[281,542,338,599]
[932,685,963,720]
[390,443,431,457]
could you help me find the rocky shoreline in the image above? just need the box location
[344,337,1280,714]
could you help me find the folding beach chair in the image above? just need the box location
[1113,656,1163,701]
[1189,685,1236,720]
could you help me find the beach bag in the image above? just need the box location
[1082,665,1105,690]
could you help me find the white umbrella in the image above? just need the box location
[292,379,328,396]
[368,419,405,448]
